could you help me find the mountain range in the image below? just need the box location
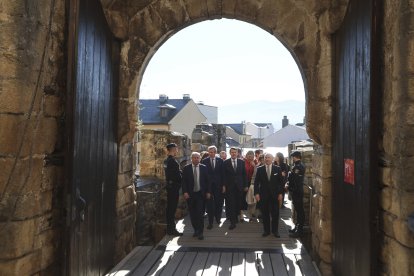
[218,100,305,131]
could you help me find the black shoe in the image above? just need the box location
[216,218,221,224]
[207,224,213,230]
[288,226,297,233]
[198,234,204,240]
[229,224,236,230]
[281,205,287,209]
[262,232,270,237]
[273,232,280,238]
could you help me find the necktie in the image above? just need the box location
[267,165,271,180]
[232,159,237,171]
[211,158,215,169]
[193,165,200,192]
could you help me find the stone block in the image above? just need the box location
[118,99,136,143]
[0,157,44,219]
[312,151,332,178]
[104,10,128,39]
[206,0,222,19]
[319,196,332,221]
[41,165,63,191]
[118,172,134,190]
[0,219,36,259]
[0,251,41,276]
[318,260,333,276]
[183,0,209,21]
[125,37,149,74]
[318,241,332,263]
[306,99,332,146]
[0,157,13,197]
[40,242,58,272]
[381,236,414,276]
[0,114,26,155]
[312,176,332,197]
[154,0,190,30]
[129,6,167,47]
[119,142,134,173]
[43,94,63,117]
[0,80,34,114]
[380,186,393,213]
[255,0,279,31]
[20,117,58,155]
[116,185,136,209]
[13,190,53,220]
[380,167,393,187]
[393,216,414,248]
[233,0,264,22]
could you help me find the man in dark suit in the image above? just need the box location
[254,153,285,237]
[201,145,224,229]
[223,147,248,230]
[182,152,211,240]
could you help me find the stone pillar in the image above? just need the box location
[311,145,333,276]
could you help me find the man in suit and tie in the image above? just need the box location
[182,152,211,240]
[201,145,224,229]
[223,147,248,230]
[254,153,285,237]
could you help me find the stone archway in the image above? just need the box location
[101,1,349,274]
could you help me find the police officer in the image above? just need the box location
[164,143,183,236]
[287,151,306,238]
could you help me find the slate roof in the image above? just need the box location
[226,137,240,147]
[225,124,244,135]
[138,99,190,124]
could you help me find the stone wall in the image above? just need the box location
[0,0,66,274]
[310,145,333,274]
[136,129,191,245]
[289,141,315,228]
[379,1,414,275]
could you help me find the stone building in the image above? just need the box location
[191,123,226,153]
[1,0,413,275]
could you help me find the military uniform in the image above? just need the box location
[287,152,306,237]
[164,145,182,235]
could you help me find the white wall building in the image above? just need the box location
[262,124,309,147]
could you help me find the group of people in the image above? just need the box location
[163,143,305,241]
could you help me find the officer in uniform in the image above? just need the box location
[164,143,183,236]
[287,151,306,238]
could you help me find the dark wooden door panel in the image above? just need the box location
[67,0,118,275]
[333,0,378,275]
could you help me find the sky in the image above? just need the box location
[139,18,305,122]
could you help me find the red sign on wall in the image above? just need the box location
[344,159,355,185]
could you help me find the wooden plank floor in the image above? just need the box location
[107,201,320,276]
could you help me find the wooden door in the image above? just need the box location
[333,0,379,275]
[66,0,119,274]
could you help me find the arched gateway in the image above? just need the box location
[69,0,372,274]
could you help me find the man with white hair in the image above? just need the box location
[182,152,211,240]
[254,153,285,237]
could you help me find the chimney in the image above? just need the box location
[282,116,289,128]
[159,94,168,103]
[183,94,191,101]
